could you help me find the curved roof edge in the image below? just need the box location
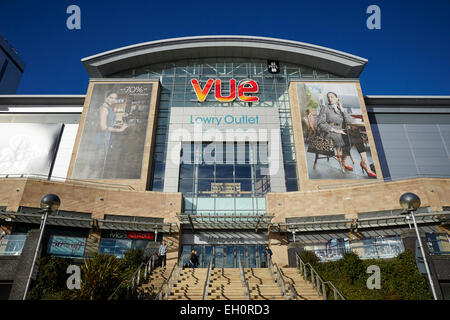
[81,35,368,78]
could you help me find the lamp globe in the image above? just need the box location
[40,194,61,213]
[399,193,421,212]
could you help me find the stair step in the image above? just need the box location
[139,267,323,300]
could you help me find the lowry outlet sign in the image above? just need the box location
[191,78,259,102]
[189,114,259,125]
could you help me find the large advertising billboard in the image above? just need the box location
[296,82,377,180]
[0,123,63,177]
[71,82,153,180]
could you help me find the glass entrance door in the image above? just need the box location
[248,245,257,268]
[225,245,235,268]
[204,246,213,268]
[181,244,266,268]
[214,246,224,268]
[236,245,246,268]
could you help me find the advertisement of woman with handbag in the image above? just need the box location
[298,82,377,180]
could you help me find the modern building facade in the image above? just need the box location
[0,36,449,300]
[0,35,25,94]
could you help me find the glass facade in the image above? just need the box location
[179,142,269,197]
[302,236,405,262]
[110,58,339,194]
[181,244,268,268]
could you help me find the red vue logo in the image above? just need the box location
[191,78,259,103]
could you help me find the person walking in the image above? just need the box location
[189,249,199,268]
[158,240,168,268]
[263,245,273,266]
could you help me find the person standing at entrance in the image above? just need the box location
[263,245,273,266]
[189,250,199,268]
[158,240,168,268]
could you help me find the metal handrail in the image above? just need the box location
[273,263,287,299]
[267,256,275,280]
[175,256,183,284]
[155,260,178,300]
[326,281,345,300]
[266,256,287,299]
[202,254,214,300]
[108,253,158,300]
[238,257,251,300]
[295,253,345,300]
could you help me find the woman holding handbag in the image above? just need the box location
[317,92,376,178]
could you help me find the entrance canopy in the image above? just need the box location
[0,210,178,233]
[279,211,450,233]
[177,214,274,231]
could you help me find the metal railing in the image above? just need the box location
[289,282,297,300]
[202,254,214,300]
[273,263,287,299]
[295,253,345,300]
[266,256,287,299]
[327,280,345,300]
[155,259,179,300]
[108,253,158,300]
[238,257,251,300]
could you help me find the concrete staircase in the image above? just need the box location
[169,268,208,300]
[138,266,323,300]
[280,267,323,300]
[138,266,172,298]
[207,268,247,300]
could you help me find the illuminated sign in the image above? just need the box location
[103,230,155,240]
[267,60,280,74]
[191,78,259,102]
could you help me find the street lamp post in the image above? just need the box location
[22,194,60,300]
[399,192,438,300]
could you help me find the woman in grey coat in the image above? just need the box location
[317,92,376,177]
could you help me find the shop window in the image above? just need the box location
[301,236,405,262]
[99,231,156,259]
[426,233,450,255]
[47,235,87,258]
[99,238,131,258]
[0,234,26,256]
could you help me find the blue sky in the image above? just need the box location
[0,0,449,95]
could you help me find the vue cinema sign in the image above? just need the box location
[191,79,259,102]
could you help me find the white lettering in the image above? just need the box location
[66,5,81,30]
[366,5,381,30]
[366,265,381,289]
[66,265,81,290]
